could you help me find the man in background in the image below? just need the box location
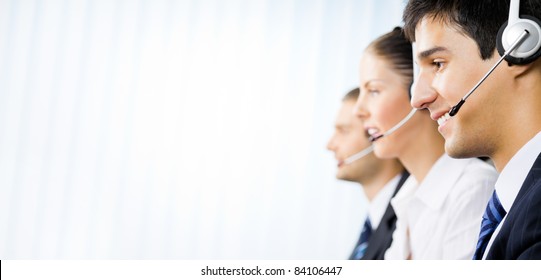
[327,88,409,259]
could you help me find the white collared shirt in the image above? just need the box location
[383,175,418,259]
[367,174,402,229]
[385,155,497,259]
[483,131,541,259]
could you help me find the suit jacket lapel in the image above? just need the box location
[361,171,410,260]
[487,152,541,259]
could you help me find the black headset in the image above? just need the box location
[496,0,541,65]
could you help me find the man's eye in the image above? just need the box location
[433,60,444,70]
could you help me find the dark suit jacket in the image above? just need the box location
[351,171,409,260]
[486,152,541,259]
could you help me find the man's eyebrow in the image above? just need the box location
[418,46,449,60]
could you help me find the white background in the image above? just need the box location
[0,0,404,259]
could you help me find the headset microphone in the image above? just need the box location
[344,108,415,162]
[344,109,416,163]
[343,145,374,165]
[369,108,417,142]
[448,30,529,117]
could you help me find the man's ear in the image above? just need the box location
[494,50,541,78]
[507,61,534,78]
[498,49,540,78]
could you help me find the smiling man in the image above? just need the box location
[404,0,541,259]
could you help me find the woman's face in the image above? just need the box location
[355,50,415,159]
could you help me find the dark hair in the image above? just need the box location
[367,27,413,89]
[403,0,541,60]
[342,87,360,102]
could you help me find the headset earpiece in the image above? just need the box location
[497,15,541,65]
[449,0,541,118]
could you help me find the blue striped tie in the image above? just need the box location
[350,218,372,260]
[473,191,506,259]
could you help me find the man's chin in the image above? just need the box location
[445,141,482,159]
[338,174,361,184]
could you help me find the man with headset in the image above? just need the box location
[404,0,541,259]
[327,88,409,259]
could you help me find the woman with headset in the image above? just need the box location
[354,27,498,259]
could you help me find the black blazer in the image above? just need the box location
[354,171,410,260]
[487,152,541,259]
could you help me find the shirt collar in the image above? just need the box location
[368,173,402,229]
[390,175,418,221]
[496,131,541,211]
[415,154,468,210]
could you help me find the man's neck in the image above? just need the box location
[492,127,541,172]
[491,79,541,171]
[361,169,403,201]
